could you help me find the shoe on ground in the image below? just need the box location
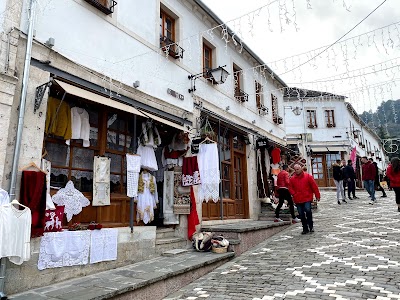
[381,195,387,198]
[348,197,353,200]
[342,199,348,203]
[274,218,284,222]
[309,228,314,233]
[353,196,359,199]
[369,200,375,205]
[301,230,309,235]
[292,217,301,224]
[338,200,341,205]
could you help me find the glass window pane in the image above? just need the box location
[72,148,94,169]
[71,170,93,192]
[110,174,122,193]
[107,152,122,173]
[223,181,230,198]
[50,168,68,189]
[90,127,98,147]
[45,142,69,167]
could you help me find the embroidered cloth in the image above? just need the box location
[137,144,158,171]
[126,154,141,197]
[38,230,90,270]
[41,159,56,210]
[0,204,31,265]
[0,188,9,206]
[90,228,118,264]
[44,206,64,232]
[136,173,158,224]
[182,157,201,186]
[93,156,111,206]
[197,144,220,203]
[52,181,90,222]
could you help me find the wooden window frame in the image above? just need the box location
[160,9,175,44]
[203,43,213,72]
[307,110,317,128]
[271,94,279,122]
[325,109,335,127]
[233,64,241,96]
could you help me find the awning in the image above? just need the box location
[54,80,146,117]
[54,80,188,132]
[310,145,348,152]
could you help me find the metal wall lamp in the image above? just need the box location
[188,65,230,93]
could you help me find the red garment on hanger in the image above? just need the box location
[187,186,199,240]
[271,147,281,164]
[20,171,47,237]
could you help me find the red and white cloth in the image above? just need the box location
[182,157,201,186]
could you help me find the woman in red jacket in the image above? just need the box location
[289,164,321,234]
[386,157,400,212]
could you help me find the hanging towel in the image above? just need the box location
[126,154,141,198]
[20,170,47,237]
[90,228,118,264]
[197,144,220,203]
[93,156,111,206]
[187,186,200,239]
[182,156,201,186]
[41,159,55,210]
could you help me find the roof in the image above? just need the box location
[193,0,287,89]
[284,87,346,99]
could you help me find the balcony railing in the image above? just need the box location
[327,123,336,128]
[307,124,317,128]
[258,104,268,116]
[84,0,117,15]
[234,88,249,102]
[160,36,185,59]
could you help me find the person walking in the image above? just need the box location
[386,157,400,212]
[274,164,301,224]
[289,164,320,234]
[361,156,376,205]
[332,159,346,204]
[369,158,387,198]
[343,159,358,199]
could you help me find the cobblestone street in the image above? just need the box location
[166,190,400,300]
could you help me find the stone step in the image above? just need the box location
[156,227,176,239]
[155,237,189,255]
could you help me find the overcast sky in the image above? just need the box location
[201,0,400,114]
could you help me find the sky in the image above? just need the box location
[201,0,400,115]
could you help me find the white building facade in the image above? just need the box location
[0,0,288,294]
[284,88,386,188]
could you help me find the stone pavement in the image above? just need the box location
[165,190,400,300]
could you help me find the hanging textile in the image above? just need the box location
[137,144,158,171]
[271,147,281,164]
[66,107,90,147]
[162,132,189,169]
[137,121,161,171]
[265,150,271,176]
[0,188,10,206]
[92,156,111,206]
[90,228,118,264]
[136,172,158,224]
[197,143,220,203]
[37,230,90,270]
[350,146,357,170]
[45,96,72,140]
[173,169,191,214]
[20,170,47,237]
[163,171,179,225]
[182,156,201,186]
[154,147,165,182]
[257,149,266,198]
[52,181,90,222]
[187,186,200,239]
[126,154,141,197]
[41,159,55,210]
[0,204,31,265]
[44,206,64,232]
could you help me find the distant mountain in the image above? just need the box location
[359,99,400,159]
[359,99,400,139]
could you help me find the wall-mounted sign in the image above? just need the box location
[256,138,269,149]
[167,88,184,100]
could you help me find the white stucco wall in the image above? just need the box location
[19,0,286,141]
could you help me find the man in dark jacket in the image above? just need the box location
[332,160,346,204]
[343,160,358,199]
[369,158,387,198]
[361,156,377,204]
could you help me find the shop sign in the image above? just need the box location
[256,138,269,149]
[167,88,184,100]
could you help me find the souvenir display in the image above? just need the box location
[66,106,90,147]
[163,171,179,225]
[182,157,201,186]
[136,171,158,224]
[92,156,111,206]
[89,228,118,264]
[197,143,220,203]
[126,154,141,197]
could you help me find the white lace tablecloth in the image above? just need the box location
[90,228,118,264]
[38,230,90,270]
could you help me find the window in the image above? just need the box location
[271,94,281,123]
[306,110,317,128]
[233,64,248,102]
[325,110,335,127]
[84,0,117,15]
[160,9,183,59]
[203,43,212,71]
[255,82,267,114]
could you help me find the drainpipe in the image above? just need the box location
[0,0,37,298]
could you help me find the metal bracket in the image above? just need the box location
[34,80,53,113]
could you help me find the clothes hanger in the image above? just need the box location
[11,199,29,209]
[199,137,216,144]
[19,161,48,174]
